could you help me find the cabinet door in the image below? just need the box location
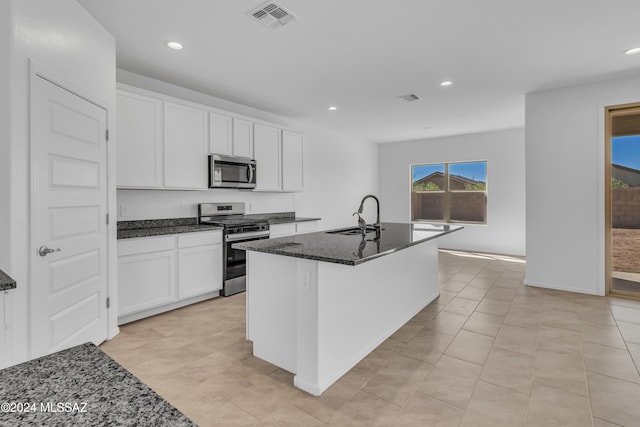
[164,101,208,189]
[233,118,254,158]
[0,291,10,369]
[209,111,232,155]
[178,244,223,299]
[254,124,282,191]
[269,223,296,238]
[116,90,163,188]
[118,250,177,317]
[282,131,304,192]
[295,221,318,235]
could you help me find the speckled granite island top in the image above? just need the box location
[233,222,463,265]
[0,269,16,291]
[0,343,196,426]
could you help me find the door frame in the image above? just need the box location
[28,60,115,356]
[604,101,640,299]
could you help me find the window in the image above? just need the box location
[411,161,487,224]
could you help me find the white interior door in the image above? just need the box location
[30,74,108,359]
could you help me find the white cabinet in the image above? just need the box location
[282,131,304,192]
[253,128,304,193]
[116,90,163,188]
[269,221,319,238]
[209,111,233,155]
[118,245,177,317]
[0,290,12,369]
[233,118,254,158]
[116,84,304,193]
[295,221,318,235]
[254,124,282,191]
[178,232,223,299]
[117,230,222,324]
[269,223,296,238]
[164,101,209,189]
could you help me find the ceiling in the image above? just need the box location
[78,0,640,143]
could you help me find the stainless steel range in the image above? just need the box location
[199,203,270,296]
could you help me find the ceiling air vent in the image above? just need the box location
[250,2,296,28]
[397,93,422,102]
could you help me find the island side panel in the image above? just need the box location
[294,239,440,395]
[246,252,298,373]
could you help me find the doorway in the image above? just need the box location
[606,103,640,298]
[29,71,109,358]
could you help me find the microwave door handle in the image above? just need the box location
[248,164,254,184]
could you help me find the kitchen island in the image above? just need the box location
[234,222,462,395]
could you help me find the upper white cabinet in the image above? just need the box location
[233,118,254,158]
[116,90,163,188]
[282,131,304,192]
[164,101,208,189]
[254,128,304,193]
[116,84,303,193]
[209,111,233,155]
[254,124,282,191]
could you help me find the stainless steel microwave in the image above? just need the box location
[209,154,257,189]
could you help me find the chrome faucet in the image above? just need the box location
[357,194,381,231]
[353,211,367,234]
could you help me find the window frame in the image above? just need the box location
[410,160,488,224]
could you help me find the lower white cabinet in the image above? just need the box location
[269,221,319,238]
[118,249,177,316]
[178,233,223,299]
[0,290,12,369]
[117,230,222,324]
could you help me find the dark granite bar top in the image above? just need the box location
[233,222,463,266]
[117,217,222,240]
[0,269,16,291]
[0,343,195,426]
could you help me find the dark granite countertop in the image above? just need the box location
[0,343,196,426]
[233,222,463,266]
[117,218,222,240]
[0,269,16,291]
[117,214,319,239]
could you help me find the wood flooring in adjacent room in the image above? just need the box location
[100,250,640,426]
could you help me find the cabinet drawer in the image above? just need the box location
[178,231,222,248]
[118,235,176,256]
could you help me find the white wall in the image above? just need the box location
[525,73,640,296]
[379,128,526,256]
[0,1,11,271]
[3,0,115,367]
[116,70,379,230]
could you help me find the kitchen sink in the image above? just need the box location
[326,226,384,236]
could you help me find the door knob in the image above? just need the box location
[38,246,61,257]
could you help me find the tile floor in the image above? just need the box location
[100,250,640,426]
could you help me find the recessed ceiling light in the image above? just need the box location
[167,41,183,50]
[327,106,337,111]
[624,47,640,55]
[440,81,453,87]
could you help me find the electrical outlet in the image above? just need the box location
[119,205,127,217]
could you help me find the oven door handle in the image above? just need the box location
[226,231,270,242]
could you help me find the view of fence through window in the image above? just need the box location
[411,161,487,223]
[611,132,640,293]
